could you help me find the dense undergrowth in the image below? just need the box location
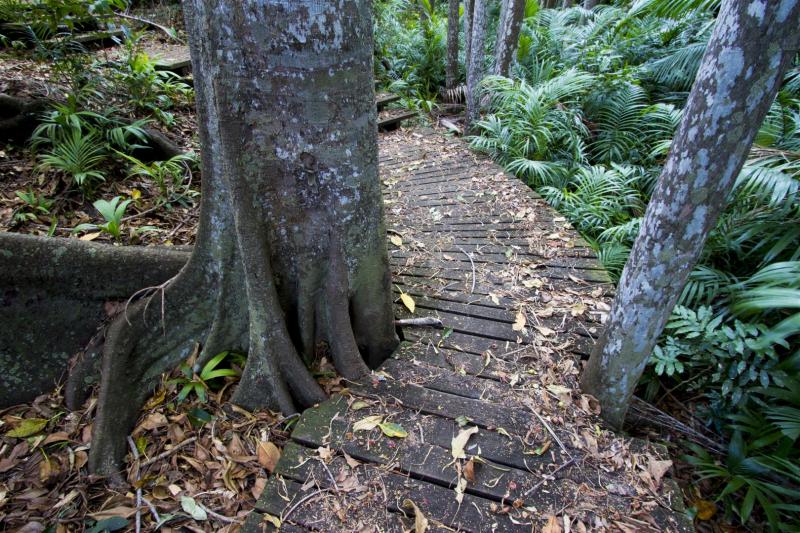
[375,0,800,530]
[1,0,197,243]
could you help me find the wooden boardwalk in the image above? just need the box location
[241,129,693,532]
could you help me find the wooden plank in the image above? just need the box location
[378,110,417,131]
[277,441,536,532]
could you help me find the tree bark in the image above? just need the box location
[580,0,800,429]
[80,0,398,477]
[446,0,460,89]
[465,0,487,131]
[463,0,474,80]
[493,0,525,77]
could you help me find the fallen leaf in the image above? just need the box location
[350,400,370,411]
[390,235,403,247]
[647,459,673,487]
[343,451,360,468]
[694,499,716,520]
[180,496,208,521]
[353,415,383,432]
[89,506,137,520]
[6,418,48,438]
[542,515,562,533]
[512,312,526,331]
[262,513,281,528]
[451,426,479,459]
[400,292,416,313]
[535,325,555,336]
[257,441,280,473]
[402,499,429,533]
[463,457,476,483]
[379,421,408,438]
[79,232,101,241]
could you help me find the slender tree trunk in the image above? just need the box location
[82,0,398,477]
[493,0,525,77]
[446,0,460,89]
[583,0,598,9]
[580,0,800,429]
[562,0,573,7]
[463,0,474,80]
[465,0,487,130]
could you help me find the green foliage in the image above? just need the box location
[169,352,242,404]
[116,151,198,202]
[114,34,194,126]
[461,3,800,527]
[73,195,131,240]
[13,189,54,223]
[36,128,107,193]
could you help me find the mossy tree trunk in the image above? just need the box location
[76,0,398,477]
[493,0,525,77]
[580,0,800,429]
[465,0,487,130]
[446,0,460,89]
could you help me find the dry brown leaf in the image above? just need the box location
[535,325,555,336]
[353,415,383,432]
[402,499,429,533]
[257,441,280,473]
[647,459,673,487]
[512,312,526,331]
[451,426,479,459]
[542,515,562,533]
[463,457,476,483]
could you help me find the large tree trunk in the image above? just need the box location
[465,0,487,130]
[580,0,800,429]
[445,0,460,89]
[463,0,474,80]
[80,0,398,477]
[493,0,525,77]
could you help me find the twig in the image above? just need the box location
[140,497,161,524]
[203,506,239,524]
[282,488,332,521]
[141,436,197,467]
[531,410,572,461]
[395,317,444,328]
[111,12,185,43]
[456,246,476,293]
[126,436,142,533]
[523,458,576,496]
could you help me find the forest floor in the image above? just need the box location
[0,23,698,533]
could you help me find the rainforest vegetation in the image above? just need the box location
[0,0,798,530]
[375,0,800,529]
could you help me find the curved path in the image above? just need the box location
[242,128,693,533]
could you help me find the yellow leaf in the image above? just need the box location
[257,441,281,473]
[451,426,479,459]
[130,189,142,200]
[402,499,429,533]
[79,232,101,241]
[512,312,526,331]
[262,513,281,528]
[6,418,48,438]
[694,499,716,521]
[400,292,416,313]
[353,415,383,432]
[379,421,407,438]
[350,400,371,411]
[390,235,403,247]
